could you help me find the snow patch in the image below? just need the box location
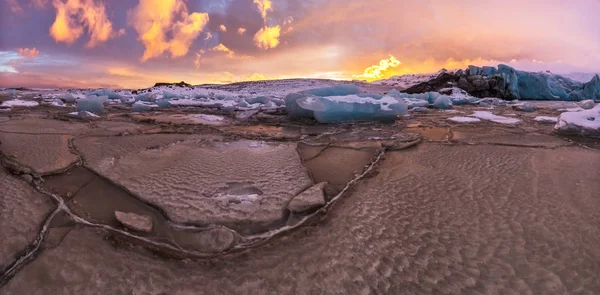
[448,117,481,123]
[470,111,521,124]
[555,105,600,135]
[1,99,39,107]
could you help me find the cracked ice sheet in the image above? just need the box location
[0,167,53,266]
[469,111,520,124]
[89,140,312,233]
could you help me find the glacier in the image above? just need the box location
[467,64,600,101]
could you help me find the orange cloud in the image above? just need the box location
[254,26,280,49]
[253,0,272,23]
[129,0,209,62]
[353,55,401,81]
[212,43,234,58]
[219,24,227,32]
[237,27,246,35]
[49,0,121,48]
[18,48,40,59]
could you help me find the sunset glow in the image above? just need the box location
[1,0,599,88]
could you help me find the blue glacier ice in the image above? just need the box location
[285,93,315,118]
[470,64,600,101]
[132,102,153,112]
[432,96,453,109]
[156,98,171,108]
[303,85,361,97]
[77,96,107,114]
[88,89,122,100]
[135,93,154,102]
[295,95,408,123]
[58,93,76,103]
[162,91,181,99]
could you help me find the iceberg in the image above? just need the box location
[131,101,153,112]
[88,89,122,100]
[58,93,76,103]
[162,91,181,99]
[295,95,408,123]
[156,98,171,108]
[432,96,453,109]
[77,96,107,114]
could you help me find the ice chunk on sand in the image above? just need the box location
[470,111,521,124]
[578,100,595,110]
[131,101,154,112]
[296,95,408,123]
[58,93,76,103]
[555,105,600,135]
[534,116,558,123]
[1,99,39,107]
[433,96,453,109]
[514,102,538,112]
[68,111,100,118]
[448,117,481,123]
[77,96,107,114]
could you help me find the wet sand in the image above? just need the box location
[1,102,599,294]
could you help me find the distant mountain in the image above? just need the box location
[373,69,450,90]
[562,73,600,83]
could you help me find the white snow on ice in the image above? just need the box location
[448,117,481,123]
[1,99,39,107]
[555,105,600,134]
[469,111,521,124]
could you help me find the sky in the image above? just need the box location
[1,0,600,89]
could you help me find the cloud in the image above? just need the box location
[49,0,121,48]
[219,24,227,32]
[3,48,41,71]
[18,48,40,59]
[253,0,272,23]
[31,0,48,8]
[212,43,234,58]
[254,26,280,49]
[353,55,401,81]
[237,27,246,35]
[194,49,206,68]
[129,0,210,62]
[6,0,23,12]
